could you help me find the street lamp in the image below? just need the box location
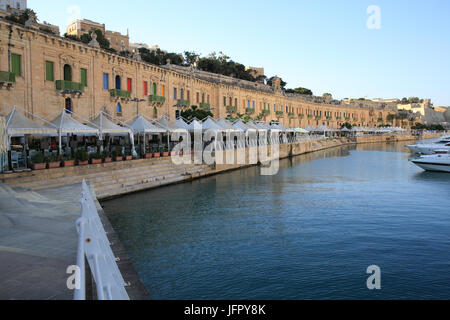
[132,97,146,116]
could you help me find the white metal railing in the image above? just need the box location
[74,180,130,300]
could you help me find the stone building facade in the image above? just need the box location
[0,19,399,129]
[66,19,129,52]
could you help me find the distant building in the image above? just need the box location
[397,99,432,117]
[66,19,129,52]
[0,0,26,11]
[129,43,167,54]
[0,0,26,18]
[105,29,129,52]
[38,21,60,35]
[66,19,105,37]
[246,66,265,82]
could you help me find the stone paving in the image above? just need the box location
[0,183,81,300]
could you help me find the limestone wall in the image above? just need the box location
[0,19,396,129]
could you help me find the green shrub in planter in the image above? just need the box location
[31,153,45,164]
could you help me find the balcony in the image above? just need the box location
[276,111,284,117]
[307,115,313,119]
[149,95,166,104]
[56,80,84,93]
[246,108,255,115]
[326,116,332,120]
[0,71,15,87]
[288,112,295,118]
[226,106,237,113]
[262,109,270,116]
[377,118,384,123]
[200,102,211,111]
[110,89,131,99]
[315,116,322,120]
[177,99,190,108]
[336,117,342,120]
[298,114,305,119]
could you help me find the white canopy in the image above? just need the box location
[294,128,310,134]
[128,116,167,134]
[315,125,333,132]
[340,127,351,132]
[216,118,236,131]
[5,106,57,136]
[0,117,7,154]
[155,116,177,131]
[202,117,224,131]
[49,110,99,135]
[233,120,254,132]
[270,123,287,131]
[89,112,132,137]
[188,119,203,131]
[173,118,191,130]
[254,122,272,131]
[245,121,261,130]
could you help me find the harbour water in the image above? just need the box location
[104,141,450,300]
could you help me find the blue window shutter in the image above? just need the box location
[103,73,109,90]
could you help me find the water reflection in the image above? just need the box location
[104,142,450,300]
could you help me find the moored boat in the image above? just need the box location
[406,136,450,154]
[411,153,450,173]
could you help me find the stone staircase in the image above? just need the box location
[0,157,215,200]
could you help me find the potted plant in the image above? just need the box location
[63,154,75,167]
[124,150,132,161]
[152,146,160,158]
[162,145,169,157]
[31,153,46,170]
[102,150,112,163]
[90,152,102,165]
[47,154,61,169]
[76,150,89,166]
[112,146,123,162]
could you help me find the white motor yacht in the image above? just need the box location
[411,153,450,173]
[406,136,450,154]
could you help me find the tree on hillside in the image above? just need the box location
[138,48,183,66]
[285,87,313,95]
[267,77,287,90]
[196,52,256,82]
[323,93,332,98]
[5,8,36,25]
[183,51,200,67]
[79,29,113,51]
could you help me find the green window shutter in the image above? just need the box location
[45,61,54,81]
[11,54,21,77]
[80,68,87,87]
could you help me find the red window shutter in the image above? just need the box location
[127,78,132,92]
[144,81,148,96]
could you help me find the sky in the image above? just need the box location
[29,0,450,106]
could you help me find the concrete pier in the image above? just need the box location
[0,184,81,300]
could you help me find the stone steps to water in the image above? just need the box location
[3,156,214,198]
[0,158,175,185]
[7,162,183,189]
